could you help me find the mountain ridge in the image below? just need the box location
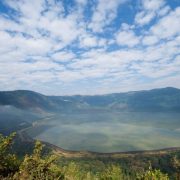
[1,86,179,97]
[0,87,180,112]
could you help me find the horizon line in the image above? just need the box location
[0,86,179,97]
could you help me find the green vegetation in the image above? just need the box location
[0,132,19,178]
[0,133,180,179]
[14,141,63,180]
[137,164,169,180]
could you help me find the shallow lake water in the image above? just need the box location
[27,112,180,153]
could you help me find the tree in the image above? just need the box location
[14,140,64,180]
[99,164,123,180]
[0,133,19,178]
[62,162,96,180]
[137,164,169,180]
[172,156,180,180]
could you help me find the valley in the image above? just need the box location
[25,111,180,153]
[0,87,180,154]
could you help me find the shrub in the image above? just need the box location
[13,140,64,180]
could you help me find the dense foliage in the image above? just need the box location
[0,133,179,180]
[0,133,20,178]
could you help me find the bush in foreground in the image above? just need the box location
[137,164,169,180]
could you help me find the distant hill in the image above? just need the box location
[0,90,86,112]
[0,87,180,112]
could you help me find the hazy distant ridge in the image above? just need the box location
[0,87,180,112]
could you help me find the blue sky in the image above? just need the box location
[0,0,179,95]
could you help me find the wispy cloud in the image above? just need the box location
[135,0,167,26]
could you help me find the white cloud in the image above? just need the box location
[4,0,45,19]
[80,35,98,48]
[40,15,81,45]
[135,11,155,26]
[0,31,14,53]
[142,35,158,45]
[89,0,127,32]
[140,6,180,48]
[150,7,180,40]
[79,33,107,48]
[52,51,75,62]
[158,6,171,16]
[135,0,167,26]
[116,30,140,47]
[1,0,81,47]
[142,0,165,11]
